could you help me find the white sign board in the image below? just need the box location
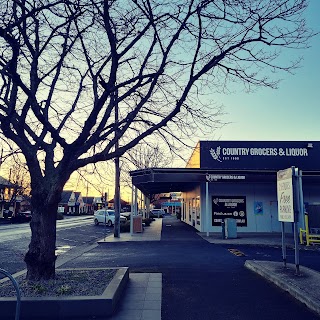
[277,168,294,222]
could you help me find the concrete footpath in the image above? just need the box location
[100,219,163,320]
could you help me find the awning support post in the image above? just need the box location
[206,181,209,237]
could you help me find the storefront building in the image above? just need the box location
[130,141,320,234]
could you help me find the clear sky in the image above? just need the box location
[213,0,320,142]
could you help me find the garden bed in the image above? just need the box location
[0,267,129,320]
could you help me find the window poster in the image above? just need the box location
[254,201,263,215]
[212,196,247,227]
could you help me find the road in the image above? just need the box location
[221,243,320,273]
[0,216,112,276]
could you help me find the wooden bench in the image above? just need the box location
[299,214,320,246]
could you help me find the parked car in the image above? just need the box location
[120,211,131,220]
[93,209,127,226]
[120,215,127,224]
[150,209,166,218]
[2,209,13,220]
[12,210,32,223]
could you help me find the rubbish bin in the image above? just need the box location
[225,218,237,239]
[133,215,143,233]
[221,219,226,239]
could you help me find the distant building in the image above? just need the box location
[108,198,130,211]
[83,196,95,214]
[0,176,17,219]
[58,190,85,215]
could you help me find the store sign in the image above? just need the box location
[212,196,247,227]
[200,141,319,170]
[161,201,181,207]
[277,168,294,222]
[206,174,245,182]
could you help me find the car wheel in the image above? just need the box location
[107,220,113,227]
[94,218,99,226]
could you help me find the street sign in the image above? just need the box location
[277,168,294,222]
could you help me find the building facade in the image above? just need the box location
[130,141,320,234]
[181,141,320,233]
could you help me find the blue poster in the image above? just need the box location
[254,201,263,215]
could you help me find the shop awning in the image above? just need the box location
[130,168,320,196]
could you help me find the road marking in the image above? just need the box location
[60,238,78,243]
[55,245,74,255]
[228,248,246,257]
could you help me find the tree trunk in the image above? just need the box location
[24,194,58,280]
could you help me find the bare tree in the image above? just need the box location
[0,0,314,279]
[121,142,174,211]
[125,143,173,170]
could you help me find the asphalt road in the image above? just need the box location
[60,215,320,320]
[0,216,112,277]
[220,243,320,273]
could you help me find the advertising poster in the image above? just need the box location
[212,196,247,227]
[254,201,263,215]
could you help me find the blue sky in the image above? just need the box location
[214,0,320,142]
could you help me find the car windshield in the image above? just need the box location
[108,211,115,216]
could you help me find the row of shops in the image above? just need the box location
[130,141,320,234]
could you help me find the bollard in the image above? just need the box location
[221,220,226,239]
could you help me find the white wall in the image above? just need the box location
[199,182,280,233]
[181,186,201,231]
[181,180,320,233]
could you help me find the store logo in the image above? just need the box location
[213,198,219,205]
[209,147,222,162]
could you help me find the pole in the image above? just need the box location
[293,222,300,275]
[141,190,144,218]
[206,182,209,237]
[86,180,88,214]
[298,170,305,230]
[144,194,147,219]
[130,185,134,235]
[293,168,300,275]
[114,88,120,238]
[281,222,287,268]
[104,205,107,241]
[134,187,138,215]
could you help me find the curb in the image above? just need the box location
[245,260,320,316]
